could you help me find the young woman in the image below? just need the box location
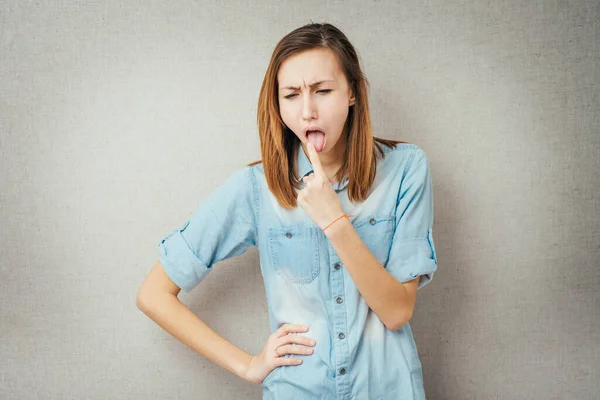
[137,22,438,400]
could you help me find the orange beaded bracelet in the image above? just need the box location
[323,213,355,232]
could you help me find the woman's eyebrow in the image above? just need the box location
[280,80,335,91]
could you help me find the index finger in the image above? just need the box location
[306,142,327,180]
[276,323,310,337]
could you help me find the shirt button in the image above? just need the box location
[334,263,341,270]
[339,368,346,375]
[369,218,376,225]
[285,232,292,238]
[338,332,345,339]
[336,297,343,304]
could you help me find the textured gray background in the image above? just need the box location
[1,1,598,399]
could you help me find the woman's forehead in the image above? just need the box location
[277,49,343,86]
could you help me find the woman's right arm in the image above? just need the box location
[136,261,316,385]
[136,261,253,381]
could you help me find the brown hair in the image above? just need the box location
[247,22,408,209]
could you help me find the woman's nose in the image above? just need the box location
[302,95,317,120]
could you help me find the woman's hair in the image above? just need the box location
[248,22,408,209]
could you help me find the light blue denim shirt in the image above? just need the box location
[158,142,439,400]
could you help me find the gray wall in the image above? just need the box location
[1,1,598,399]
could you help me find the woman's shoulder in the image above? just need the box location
[375,138,427,164]
[245,159,264,176]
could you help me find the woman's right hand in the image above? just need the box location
[243,323,317,385]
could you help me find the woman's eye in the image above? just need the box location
[283,89,331,100]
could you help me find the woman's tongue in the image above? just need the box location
[307,130,326,152]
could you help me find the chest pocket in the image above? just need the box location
[268,225,321,284]
[353,214,395,266]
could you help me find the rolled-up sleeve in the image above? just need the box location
[157,166,258,293]
[386,147,439,290]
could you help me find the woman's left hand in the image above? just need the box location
[297,142,346,230]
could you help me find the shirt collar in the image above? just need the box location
[296,144,349,192]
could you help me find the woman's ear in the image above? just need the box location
[349,94,355,106]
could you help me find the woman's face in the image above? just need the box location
[277,48,355,157]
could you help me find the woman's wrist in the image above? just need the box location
[323,214,352,240]
[235,352,255,382]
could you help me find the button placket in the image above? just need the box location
[328,238,351,397]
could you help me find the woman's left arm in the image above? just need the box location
[324,219,420,331]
